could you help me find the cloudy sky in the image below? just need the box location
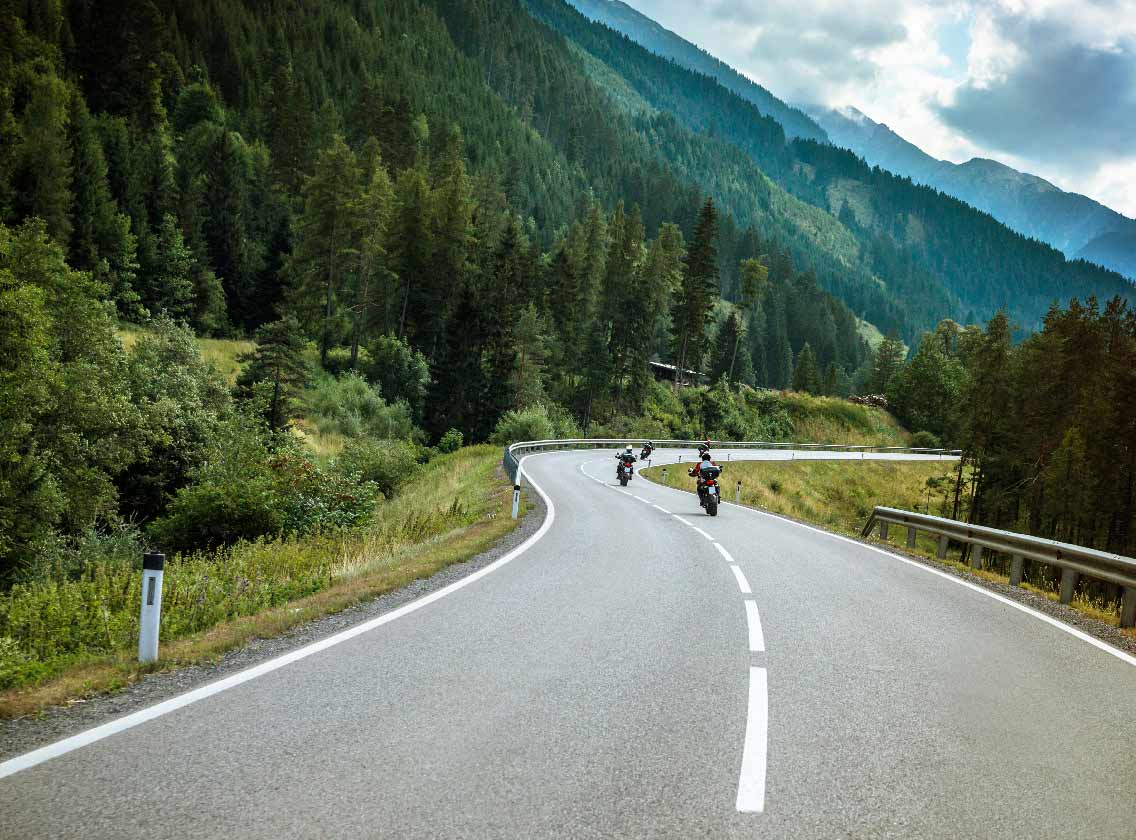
[620,0,1136,217]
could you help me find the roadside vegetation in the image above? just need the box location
[0,445,522,716]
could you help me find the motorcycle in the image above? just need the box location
[617,457,635,486]
[640,444,654,461]
[696,463,722,516]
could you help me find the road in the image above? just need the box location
[2,447,1134,839]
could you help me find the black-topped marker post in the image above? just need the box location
[512,483,521,520]
[139,552,165,664]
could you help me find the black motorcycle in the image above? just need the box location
[696,464,722,516]
[616,455,636,486]
[640,444,654,461]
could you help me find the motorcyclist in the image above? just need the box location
[640,440,655,459]
[615,445,637,479]
[688,449,720,502]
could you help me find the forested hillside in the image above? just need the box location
[566,0,829,143]
[1,0,884,581]
[527,0,1134,334]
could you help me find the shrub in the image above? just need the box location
[438,428,464,453]
[322,345,372,377]
[364,335,430,420]
[305,371,420,441]
[490,404,556,444]
[909,430,942,449]
[334,439,420,499]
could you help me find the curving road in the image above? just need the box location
[2,448,1135,839]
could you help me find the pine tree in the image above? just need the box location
[349,148,396,366]
[290,135,361,365]
[389,164,432,341]
[671,197,719,385]
[792,341,821,393]
[18,73,73,245]
[236,317,311,433]
[868,332,905,394]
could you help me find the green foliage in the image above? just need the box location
[909,430,942,449]
[490,402,579,444]
[236,317,312,432]
[304,370,419,442]
[438,428,464,453]
[335,439,420,499]
[365,334,431,420]
[148,417,379,553]
[0,220,142,579]
[792,342,821,394]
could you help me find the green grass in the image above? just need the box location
[772,392,910,447]
[645,458,953,534]
[0,446,524,716]
[117,324,253,386]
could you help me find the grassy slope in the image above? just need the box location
[773,392,909,447]
[643,458,1131,632]
[0,446,526,716]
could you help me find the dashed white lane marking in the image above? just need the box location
[744,600,765,653]
[714,542,735,563]
[0,456,560,781]
[674,517,714,541]
[730,565,752,594]
[652,504,671,514]
[736,666,768,813]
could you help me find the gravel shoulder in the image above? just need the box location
[0,490,547,761]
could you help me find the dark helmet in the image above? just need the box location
[645,440,654,447]
[697,443,709,455]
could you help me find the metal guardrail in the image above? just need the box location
[862,506,1136,628]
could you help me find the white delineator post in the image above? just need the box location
[139,552,165,664]
[736,481,742,504]
[512,484,521,520]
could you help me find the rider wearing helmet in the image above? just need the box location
[616,444,638,480]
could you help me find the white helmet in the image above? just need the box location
[624,445,634,454]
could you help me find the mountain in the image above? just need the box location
[565,0,829,143]
[805,106,1136,280]
[526,0,1133,336]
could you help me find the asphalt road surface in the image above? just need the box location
[2,448,1134,839]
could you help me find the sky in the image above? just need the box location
[619,0,1136,218]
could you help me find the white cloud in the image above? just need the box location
[621,0,1136,217]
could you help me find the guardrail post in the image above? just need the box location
[936,534,949,559]
[139,552,165,664]
[1009,555,1024,587]
[1059,569,1078,605]
[1121,587,1136,628]
[969,544,983,570]
[878,521,889,541]
[906,526,917,549]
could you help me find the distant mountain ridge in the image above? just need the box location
[804,105,1136,281]
[565,0,829,143]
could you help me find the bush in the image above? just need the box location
[438,428,464,453]
[909,430,942,449]
[364,335,430,420]
[305,371,420,441]
[148,414,380,553]
[322,345,372,377]
[490,404,555,444]
[334,439,420,499]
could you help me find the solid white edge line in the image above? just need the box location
[739,503,1136,668]
[0,455,559,781]
[744,600,765,653]
[652,504,671,514]
[637,458,1136,668]
[674,517,714,541]
[736,666,768,813]
[730,565,753,594]
[714,542,735,564]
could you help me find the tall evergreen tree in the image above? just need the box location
[236,317,311,434]
[671,197,719,385]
